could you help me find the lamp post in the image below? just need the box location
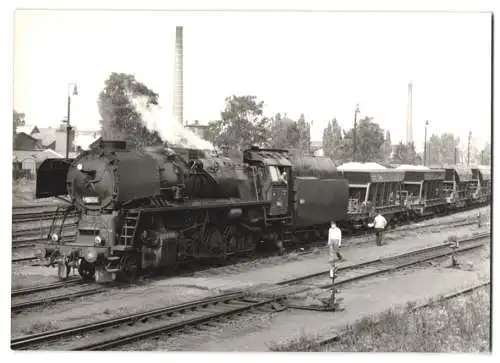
[353,104,360,162]
[424,120,429,166]
[66,83,78,159]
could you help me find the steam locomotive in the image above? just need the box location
[34,139,490,282]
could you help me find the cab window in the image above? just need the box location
[267,166,282,182]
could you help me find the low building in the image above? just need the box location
[12,149,64,180]
[13,132,43,151]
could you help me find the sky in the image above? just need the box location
[13,10,492,151]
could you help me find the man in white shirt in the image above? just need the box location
[370,213,388,246]
[328,221,344,261]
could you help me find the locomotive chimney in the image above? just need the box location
[173,26,184,126]
[406,82,413,144]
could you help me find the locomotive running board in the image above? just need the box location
[36,158,74,198]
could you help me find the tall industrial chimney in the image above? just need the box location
[173,26,184,126]
[406,82,413,144]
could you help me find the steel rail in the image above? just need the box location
[13,222,77,236]
[277,232,489,288]
[11,291,278,350]
[11,256,38,263]
[11,279,83,297]
[12,212,79,223]
[11,287,106,313]
[315,237,486,290]
[11,232,489,350]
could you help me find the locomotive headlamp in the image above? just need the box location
[83,196,100,204]
[85,248,97,263]
[94,236,103,246]
[51,233,60,242]
[77,163,83,171]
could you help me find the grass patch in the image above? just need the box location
[270,287,490,352]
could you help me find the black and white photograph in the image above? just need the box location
[4,0,495,357]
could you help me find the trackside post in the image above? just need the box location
[327,262,344,311]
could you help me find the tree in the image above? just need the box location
[13,110,25,137]
[340,117,385,162]
[322,118,343,162]
[296,113,311,153]
[208,95,271,151]
[269,113,301,150]
[427,134,442,165]
[391,142,422,165]
[439,133,460,165]
[97,72,162,148]
[425,133,461,166]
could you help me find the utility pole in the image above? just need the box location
[353,104,360,162]
[66,83,78,159]
[467,131,472,166]
[424,120,429,166]
[454,147,457,165]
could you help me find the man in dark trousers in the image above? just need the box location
[370,213,388,246]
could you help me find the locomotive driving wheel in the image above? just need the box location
[118,254,139,282]
[222,225,238,255]
[203,226,223,257]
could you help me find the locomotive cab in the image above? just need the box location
[243,146,292,217]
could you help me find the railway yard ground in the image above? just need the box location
[10,205,491,351]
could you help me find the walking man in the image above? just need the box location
[370,213,388,246]
[328,221,344,261]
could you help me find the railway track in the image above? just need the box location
[12,211,79,224]
[11,281,106,314]
[11,231,489,350]
[265,232,490,301]
[11,279,83,297]
[13,203,66,210]
[12,256,39,263]
[12,235,76,247]
[11,291,287,350]
[13,221,77,236]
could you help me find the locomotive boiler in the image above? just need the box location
[35,140,293,282]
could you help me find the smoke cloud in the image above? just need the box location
[131,97,215,151]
